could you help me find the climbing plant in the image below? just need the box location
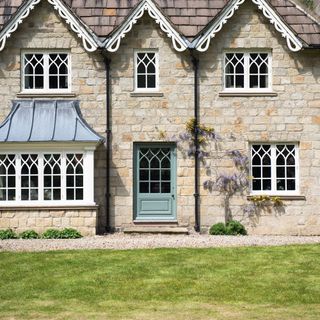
[161,118,284,224]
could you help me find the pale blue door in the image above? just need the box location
[134,144,176,221]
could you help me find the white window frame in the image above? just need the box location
[223,50,272,93]
[0,145,95,206]
[21,51,71,93]
[134,49,159,92]
[250,143,299,196]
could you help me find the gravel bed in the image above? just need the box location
[1,234,320,252]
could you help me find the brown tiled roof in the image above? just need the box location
[0,0,319,46]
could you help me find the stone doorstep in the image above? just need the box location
[123,226,189,235]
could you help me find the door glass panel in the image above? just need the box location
[138,147,172,194]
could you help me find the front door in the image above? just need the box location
[134,144,176,221]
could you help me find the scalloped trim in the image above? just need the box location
[194,0,303,52]
[104,0,189,52]
[0,0,99,52]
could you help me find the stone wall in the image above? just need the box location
[0,1,319,235]
[198,1,320,235]
[0,207,97,236]
[0,1,107,234]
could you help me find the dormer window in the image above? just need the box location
[224,52,271,92]
[22,52,70,92]
[134,50,158,91]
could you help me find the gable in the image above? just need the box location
[0,0,99,52]
[0,0,319,53]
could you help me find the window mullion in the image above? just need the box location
[44,54,49,90]
[16,154,21,202]
[38,154,44,201]
[271,145,277,193]
[244,53,249,89]
[61,153,66,201]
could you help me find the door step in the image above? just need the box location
[123,226,189,235]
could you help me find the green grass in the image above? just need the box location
[0,245,319,319]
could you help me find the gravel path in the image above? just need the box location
[1,234,320,252]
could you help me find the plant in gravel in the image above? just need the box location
[209,223,227,235]
[42,229,63,239]
[209,221,247,236]
[59,228,82,239]
[0,229,18,240]
[19,230,40,239]
[42,228,82,239]
[225,220,247,235]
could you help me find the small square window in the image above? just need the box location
[224,52,271,91]
[22,52,70,92]
[135,51,158,91]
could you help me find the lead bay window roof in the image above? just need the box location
[0,100,103,143]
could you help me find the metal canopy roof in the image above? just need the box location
[0,100,103,143]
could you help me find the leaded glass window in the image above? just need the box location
[139,148,171,194]
[0,151,91,204]
[135,52,158,90]
[23,53,70,91]
[224,52,270,90]
[66,154,84,200]
[251,144,298,194]
[0,155,16,201]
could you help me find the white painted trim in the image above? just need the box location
[134,49,159,92]
[0,147,97,205]
[222,50,272,92]
[104,0,189,52]
[21,51,72,93]
[193,0,303,52]
[47,0,99,52]
[0,0,99,53]
[250,143,300,196]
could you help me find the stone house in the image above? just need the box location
[0,0,319,236]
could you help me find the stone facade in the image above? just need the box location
[0,207,97,236]
[0,1,319,235]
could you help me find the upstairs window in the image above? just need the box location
[251,144,299,195]
[22,52,70,92]
[135,51,158,91]
[224,52,271,91]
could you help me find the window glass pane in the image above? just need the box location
[161,182,170,193]
[147,75,156,88]
[150,170,160,181]
[262,179,271,190]
[277,167,285,178]
[150,182,160,193]
[67,189,74,200]
[76,189,83,200]
[161,170,170,181]
[287,167,295,178]
[140,182,149,193]
[250,75,258,88]
[287,180,296,190]
[53,189,61,200]
[277,179,286,191]
[252,179,261,190]
[137,75,146,88]
[235,75,244,88]
[139,170,149,181]
[225,75,234,88]
[49,76,58,89]
[8,189,15,201]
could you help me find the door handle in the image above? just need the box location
[171,194,175,199]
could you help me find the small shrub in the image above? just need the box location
[0,229,18,240]
[19,230,40,239]
[226,220,247,235]
[42,228,82,239]
[42,228,62,239]
[209,223,227,235]
[209,221,247,236]
[59,228,82,239]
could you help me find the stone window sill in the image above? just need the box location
[0,205,99,211]
[219,92,278,97]
[130,92,164,97]
[247,195,306,201]
[17,92,76,98]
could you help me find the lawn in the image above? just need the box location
[0,245,319,319]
